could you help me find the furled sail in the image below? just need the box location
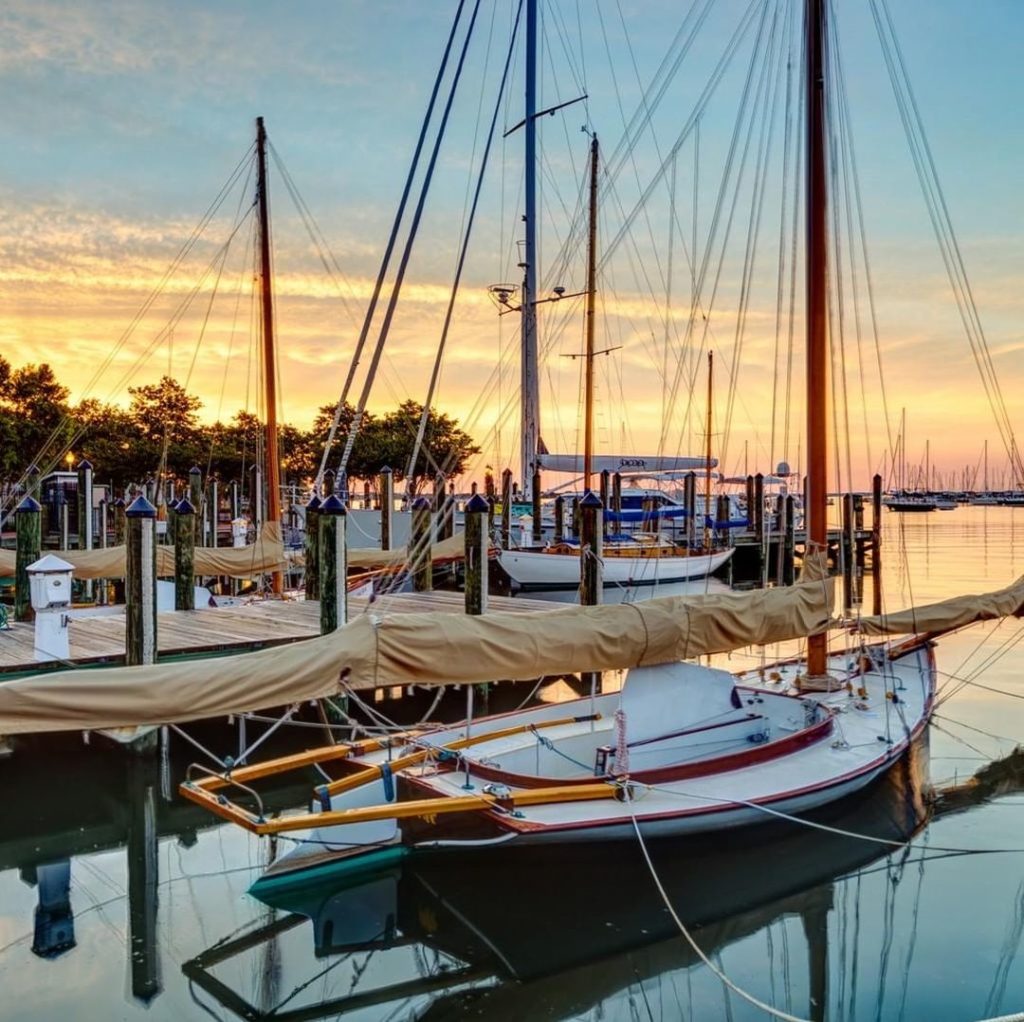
[856,574,1024,635]
[539,454,716,474]
[0,523,286,580]
[0,566,834,734]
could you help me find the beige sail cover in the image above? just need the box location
[0,523,286,580]
[0,568,834,734]
[857,574,1024,635]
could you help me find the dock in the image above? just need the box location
[0,591,558,676]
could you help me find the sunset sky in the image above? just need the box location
[1,0,1022,490]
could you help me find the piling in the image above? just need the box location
[379,467,394,551]
[411,496,433,592]
[871,474,883,616]
[188,466,203,544]
[166,498,178,550]
[230,479,240,521]
[684,472,697,549]
[532,469,542,544]
[500,469,512,550]
[113,497,127,545]
[173,498,196,611]
[716,494,731,548]
[77,459,94,554]
[15,496,41,623]
[599,470,610,537]
[322,469,336,499]
[26,463,41,502]
[363,480,371,509]
[464,493,489,615]
[318,494,347,633]
[304,494,322,600]
[207,479,219,547]
[443,481,456,541]
[60,501,69,552]
[125,495,158,666]
[611,472,622,522]
[641,495,658,535]
[783,495,796,586]
[753,473,765,543]
[433,474,446,537]
[842,492,855,612]
[579,490,603,694]
[554,495,565,542]
[745,475,755,525]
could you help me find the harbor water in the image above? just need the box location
[0,506,1022,1020]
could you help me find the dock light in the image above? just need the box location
[65,452,74,470]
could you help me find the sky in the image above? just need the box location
[1,0,1022,490]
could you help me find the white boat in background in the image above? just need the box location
[499,539,734,590]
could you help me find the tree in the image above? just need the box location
[0,359,73,486]
[127,376,204,479]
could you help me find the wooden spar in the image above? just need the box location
[255,116,283,595]
[583,133,598,492]
[805,0,828,678]
[703,351,713,550]
[317,713,600,799]
[181,777,620,836]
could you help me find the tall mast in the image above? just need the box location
[520,0,540,501]
[583,134,599,492]
[256,116,283,594]
[805,0,828,677]
[704,351,714,550]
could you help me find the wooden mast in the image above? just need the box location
[583,133,599,493]
[806,0,828,677]
[256,116,283,594]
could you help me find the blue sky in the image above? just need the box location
[1,0,1021,487]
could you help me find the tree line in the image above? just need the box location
[0,357,480,495]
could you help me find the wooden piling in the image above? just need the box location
[125,495,158,666]
[464,493,489,616]
[304,494,322,600]
[872,474,883,616]
[113,497,127,545]
[554,495,565,542]
[379,467,394,550]
[716,494,731,548]
[318,494,347,633]
[532,469,542,543]
[753,473,765,544]
[500,469,512,550]
[15,496,41,623]
[783,495,796,586]
[842,492,855,612]
[173,498,196,611]
[189,466,203,544]
[641,495,658,535]
[684,472,697,549]
[579,490,603,693]
[599,470,610,537]
[745,475,755,526]
[77,459,93,554]
[411,496,433,592]
[443,481,456,541]
[322,469,335,499]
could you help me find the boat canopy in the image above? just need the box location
[0,556,833,735]
[856,574,1024,635]
[540,454,716,474]
[0,522,288,580]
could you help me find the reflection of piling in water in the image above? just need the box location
[30,859,75,959]
[126,751,160,1003]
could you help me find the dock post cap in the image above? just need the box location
[175,498,196,515]
[320,494,347,515]
[16,495,41,513]
[580,490,603,508]
[465,493,489,513]
[305,493,322,510]
[126,495,158,518]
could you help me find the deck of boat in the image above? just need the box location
[0,591,558,675]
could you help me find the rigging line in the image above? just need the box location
[868,0,1020,485]
[721,0,789,475]
[336,0,483,481]
[877,0,1019,479]
[933,713,1021,749]
[628,811,810,1022]
[267,144,360,329]
[405,0,523,489]
[667,0,776,460]
[315,0,470,491]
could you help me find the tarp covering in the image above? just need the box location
[0,565,834,734]
[856,574,1024,635]
[0,523,286,581]
[343,532,471,570]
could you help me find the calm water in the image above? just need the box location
[1,506,1023,1021]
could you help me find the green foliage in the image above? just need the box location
[0,360,481,496]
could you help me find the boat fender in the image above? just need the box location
[380,762,396,802]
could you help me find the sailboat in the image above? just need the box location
[4,0,1022,896]
[497,134,734,591]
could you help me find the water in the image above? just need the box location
[1,506,1023,1020]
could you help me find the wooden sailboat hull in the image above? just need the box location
[498,545,734,589]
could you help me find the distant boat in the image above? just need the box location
[883,491,937,512]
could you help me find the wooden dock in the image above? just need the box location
[0,590,558,676]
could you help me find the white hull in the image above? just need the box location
[265,642,934,881]
[499,545,734,588]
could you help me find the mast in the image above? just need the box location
[520,0,540,501]
[805,0,828,677]
[256,116,283,594]
[583,134,598,492]
[704,351,714,550]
